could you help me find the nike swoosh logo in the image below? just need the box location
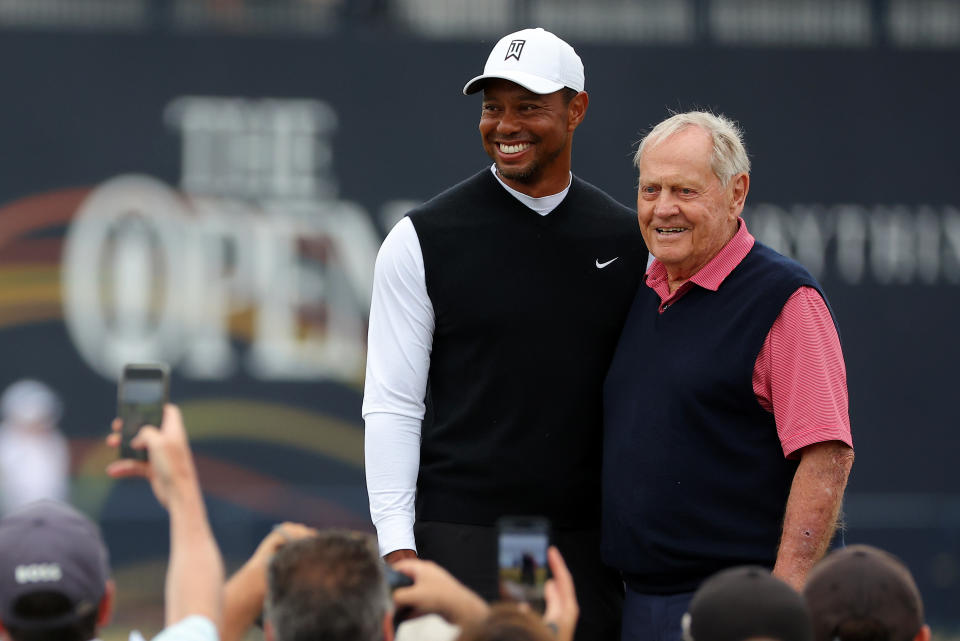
[596,257,619,269]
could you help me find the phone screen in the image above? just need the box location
[497,517,550,613]
[118,364,169,460]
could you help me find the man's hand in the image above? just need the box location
[105,403,223,627]
[391,558,489,626]
[385,548,418,564]
[250,522,318,569]
[542,546,579,641]
[221,522,318,641]
[105,404,198,508]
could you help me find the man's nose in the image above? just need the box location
[652,191,678,217]
[496,109,522,135]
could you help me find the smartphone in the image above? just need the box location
[385,565,414,591]
[386,565,415,631]
[117,363,170,461]
[497,516,550,613]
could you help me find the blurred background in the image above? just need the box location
[0,0,957,636]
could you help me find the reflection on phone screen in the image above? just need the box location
[119,377,166,459]
[498,530,549,611]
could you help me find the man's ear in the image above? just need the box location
[97,580,116,628]
[728,172,750,218]
[567,91,589,132]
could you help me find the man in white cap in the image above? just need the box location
[363,27,647,639]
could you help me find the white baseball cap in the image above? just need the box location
[463,27,585,96]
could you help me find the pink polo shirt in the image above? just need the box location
[644,219,853,458]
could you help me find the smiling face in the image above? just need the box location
[479,79,588,197]
[637,125,749,287]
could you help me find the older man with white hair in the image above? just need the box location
[602,111,855,641]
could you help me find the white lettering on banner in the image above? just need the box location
[59,96,960,383]
[179,196,260,379]
[943,208,960,284]
[745,203,960,286]
[61,176,380,382]
[246,198,380,380]
[165,97,339,200]
[835,205,867,284]
[63,176,189,378]
[747,203,791,255]
[870,206,915,285]
[791,205,829,279]
[916,206,941,285]
[61,96,385,383]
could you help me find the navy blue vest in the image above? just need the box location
[601,242,833,594]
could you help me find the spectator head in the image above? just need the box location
[0,381,62,428]
[264,530,392,641]
[456,604,555,641]
[682,566,812,641]
[803,545,929,641]
[0,500,113,641]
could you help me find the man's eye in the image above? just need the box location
[679,187,695,196]
[641,186,658,195]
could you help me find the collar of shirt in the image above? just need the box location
[645,217,756,310]
[489,164,572,216]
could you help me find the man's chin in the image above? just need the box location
[495,162,537,183]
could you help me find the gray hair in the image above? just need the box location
[265,530,391,641]
[633,111,750,186]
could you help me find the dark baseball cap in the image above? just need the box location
[683,566,812,641]
[0,500,110,629]
[803,545,924,641]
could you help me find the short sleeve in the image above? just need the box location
[753,287,853,458]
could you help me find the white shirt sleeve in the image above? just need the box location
[138,615,218,641]
[362,216,434,556]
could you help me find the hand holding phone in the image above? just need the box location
[542,546,579,641]
[117,363,170,460]
[497,516,551,614]
[390,558,490,628]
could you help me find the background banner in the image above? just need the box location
[0,30,956,628]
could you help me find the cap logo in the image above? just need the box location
[15,563,62,584]
[505,39,525,61]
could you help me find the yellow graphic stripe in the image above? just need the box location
[0,266,345,351]
[0,265,62,326]
[176,398,363,466]
[73,399,363,518]
[76,399,362,480]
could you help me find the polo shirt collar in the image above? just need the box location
[645,217,756,292]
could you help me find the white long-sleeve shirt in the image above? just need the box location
[362,167,570,556]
